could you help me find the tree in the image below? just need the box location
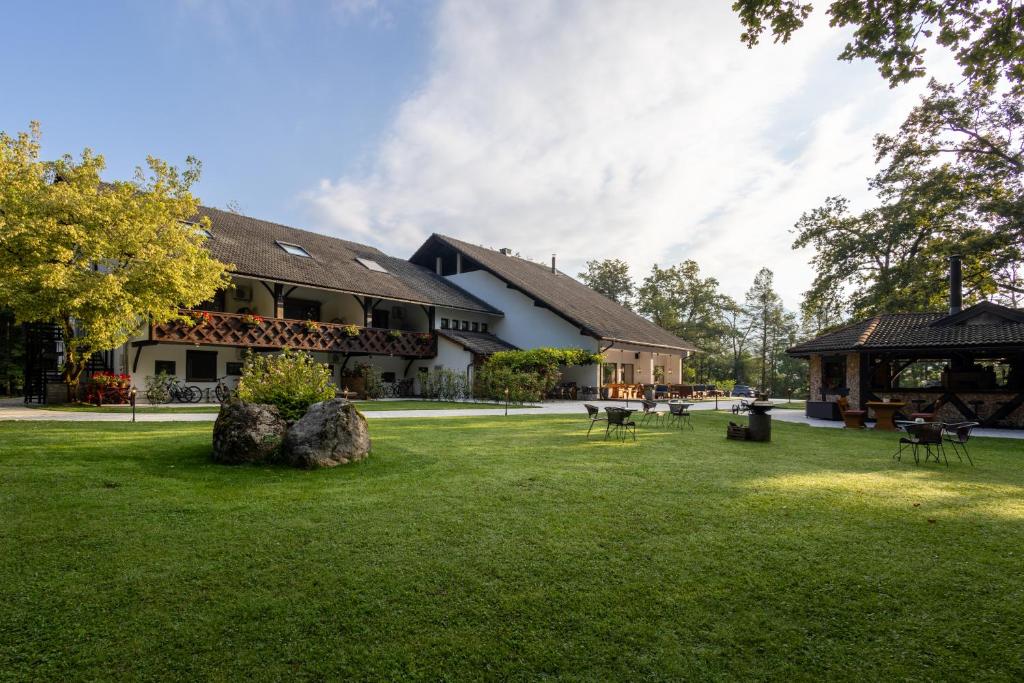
[636,261,731,382]
[0,308,25,396]
[0,123,232,392]
[732,0,1024,92]
[744,268,785,392]
[577,258,635,308]
[794,81,1023,318]
[721,298,754,383]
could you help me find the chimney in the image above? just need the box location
[499,247,512,256]
[949,255,962,314]
[435,256,442,275]
[551,254,557,273]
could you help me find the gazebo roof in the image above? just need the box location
[787,302,1024,356]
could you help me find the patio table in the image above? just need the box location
[866,401,906,431]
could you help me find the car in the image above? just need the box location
[731,384,755,397]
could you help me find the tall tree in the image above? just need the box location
[744,268,785,391]
[794,81,1023,318]
[0,123,232,391]
[732,0,1024,92]
[577,258,635,309]
[721,296,754,384]
[636,261,730,382]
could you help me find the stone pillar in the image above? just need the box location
[808,355,822,400]
[846,353,861,409]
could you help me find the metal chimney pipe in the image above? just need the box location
[551,254,556,273]
[435,256,442,275]
[949,255,962,314]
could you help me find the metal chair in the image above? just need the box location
[638,399,661,425]
[604,407,636,441]
[894,421,947,465]
[666,402,693,430]
[943,422,978,466]
[584,404,606,438]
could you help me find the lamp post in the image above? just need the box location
[129,386,137,423]
[504,387,509,417]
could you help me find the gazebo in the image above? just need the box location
[787,258,1024,428]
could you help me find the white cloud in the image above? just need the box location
[303,0,942,307]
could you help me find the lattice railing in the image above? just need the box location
[151,310,437,358]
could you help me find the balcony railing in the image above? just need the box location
[151,310,437,358]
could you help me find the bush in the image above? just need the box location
[479,348,602,400]
[144,372,171,403]
[358,363,384,399]
[420,368,468,401]
[474,366,545,403]
[235,348,336,421]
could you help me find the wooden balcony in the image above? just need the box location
[151,310,437,358]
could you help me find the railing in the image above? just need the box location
[151,310,436,358]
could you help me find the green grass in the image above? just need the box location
[32,399,531,414]
[1,414,1022,680]
[772,401,807,410]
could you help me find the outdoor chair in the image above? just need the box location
[943,421,979,466]
[604,407,637,441]
[837,396,867,429]
[584,404,606,438]
[893,421,947,465]
[667,402,693,430]
[638,399,661,425]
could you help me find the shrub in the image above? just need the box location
[479,348,602,400]
[474,366,544,403]
[420,368,468,401]
[357,363,384,399]
[144,372,171,403]
[235,348,336,420]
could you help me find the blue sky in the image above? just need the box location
[1,0,432,221]
[2,1,951,305]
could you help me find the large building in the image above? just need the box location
[27,208,695,401]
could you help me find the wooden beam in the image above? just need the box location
[273,282,284,319]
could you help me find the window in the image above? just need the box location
[481,323,488,333]
[440,318,450,329]
[471,322,479,332]
[822,356,847,393]
[276,241,311,257]
[620,363,634,384]
[186,350,218,382]
[461,320,470,331]
[226,362,243,376]
[450,319,459,330]
[284,298,320,321]
[603,363,618,384]
[654,365,665,382]
[155,360,176,376]
[355,257,388,273]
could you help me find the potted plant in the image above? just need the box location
[303,319,321,333]
[387,329,403,341]
[340,324,360,338]
[240,313,265,328]
[188,310,214,327]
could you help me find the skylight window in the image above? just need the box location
[356,257,389,273]
[276,241,311,257]
[198,228,212,239]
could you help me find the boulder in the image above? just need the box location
[212,401,288,465]
[283,398,371,468]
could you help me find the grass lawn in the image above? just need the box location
[1,414,1022,680]
[31,399,531,414]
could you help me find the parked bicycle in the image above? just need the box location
[146,377,202,404]
[214,376,237,404]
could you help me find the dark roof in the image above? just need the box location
[198,207,500,315]
[437,329,518,356]
[787,303,1024,355]
[410,234,696,352]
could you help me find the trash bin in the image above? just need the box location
[748,413,771,442]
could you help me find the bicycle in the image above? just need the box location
[147,377,202,404]
[214,376,237,403]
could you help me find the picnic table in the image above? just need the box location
[866,401,906,431]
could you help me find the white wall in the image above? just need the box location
[446,270,599,352]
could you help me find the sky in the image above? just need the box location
[1,0,949,308]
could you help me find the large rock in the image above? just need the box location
[212,401,288,465]
[283,399,371,468]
